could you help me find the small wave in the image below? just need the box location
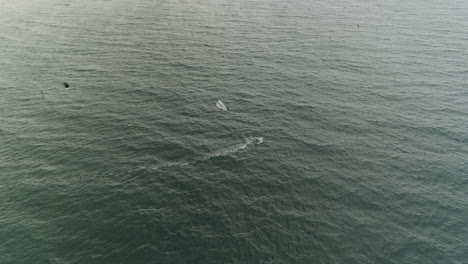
[20,179,42,186]
[255,137,264,144]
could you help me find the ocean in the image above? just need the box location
[1,0,467,263]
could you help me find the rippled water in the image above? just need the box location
[1,0,468,263]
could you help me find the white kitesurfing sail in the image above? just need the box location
[216,99,229,111]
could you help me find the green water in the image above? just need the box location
[1,0,467,263]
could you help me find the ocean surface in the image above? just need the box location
[1,0,468,263]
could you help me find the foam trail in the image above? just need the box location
[144,137,263,171]
[202,136,263,161]
[142,160,191,171]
